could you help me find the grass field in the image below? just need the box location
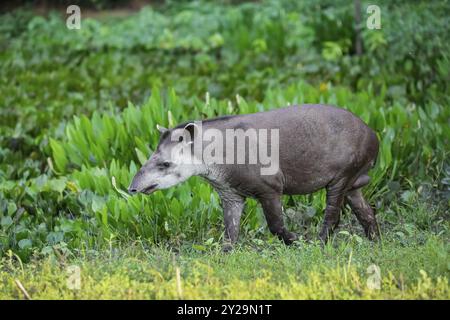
[2,237,448,299]
[2,198,448,299]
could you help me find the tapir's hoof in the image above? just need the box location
[318,228,331,244]
[282,232,298,245]
[365,224,380,241]
[222,243,234,253]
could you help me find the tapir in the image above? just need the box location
[128,105,380,250]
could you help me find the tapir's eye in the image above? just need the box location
[157,161,171,169]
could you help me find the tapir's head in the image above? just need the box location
[128,123,201,195]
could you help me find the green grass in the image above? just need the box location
[1,235,448,300]
[2,198,449,300]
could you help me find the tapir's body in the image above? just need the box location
[194,105,378,196]
[129,105,380,250]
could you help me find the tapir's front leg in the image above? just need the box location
[218,192,245,252]
[259,195,298,245]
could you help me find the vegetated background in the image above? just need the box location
[0,0,449,299]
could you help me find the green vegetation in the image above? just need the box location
[2,235,449,299]
[0,0,448,299]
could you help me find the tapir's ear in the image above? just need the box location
[156,124,168,134]
[183,122,200,144]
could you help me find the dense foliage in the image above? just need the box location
[0,0,449,264]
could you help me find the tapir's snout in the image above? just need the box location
[128,186,138,194]
[128,179,139,195]
[128,170,145,194]
[128,170,159,195]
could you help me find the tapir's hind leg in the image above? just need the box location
[319,179,347,242]
[346,188,379,240]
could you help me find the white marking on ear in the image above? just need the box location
[156,124,168,133]
[183,122,198,131]
[183,122,200,141]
